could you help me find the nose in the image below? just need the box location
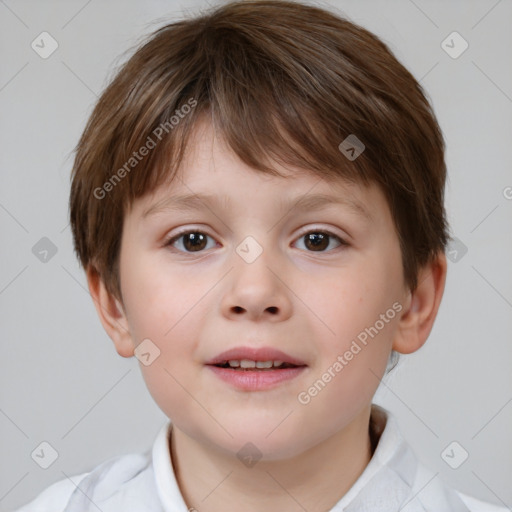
[220,246,293,322]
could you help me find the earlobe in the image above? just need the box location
[393,251,448,355]
[86,266,135,358]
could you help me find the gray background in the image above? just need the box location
[1,0,511,510]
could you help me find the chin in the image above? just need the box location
[221,418,312,460]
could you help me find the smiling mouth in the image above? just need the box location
[212,360,301,370]
[207,358,307,390]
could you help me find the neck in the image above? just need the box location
[170,406,375,512]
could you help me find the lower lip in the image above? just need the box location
[206,365,307,391]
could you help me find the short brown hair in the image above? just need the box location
[70,0,451,301]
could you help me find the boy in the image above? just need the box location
[13,1,507,510]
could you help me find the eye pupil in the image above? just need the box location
[305,233,329,251]
[184,232,207,251]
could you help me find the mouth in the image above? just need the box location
[205,346,307,367]
[205,346,308,391]
[211,359,301,371]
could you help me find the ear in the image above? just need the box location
[393,250,447,354]
[86,266,135,358]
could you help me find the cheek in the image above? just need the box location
[297,315,393,435]
[121,253,203,339]
[299,258,399,387]
[121,261,213,419]
[298,259,394,341]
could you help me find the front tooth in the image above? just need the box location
[273,360,283,367]
[228,360,240,367]
[240,359,256,368]
[255,361,273,368]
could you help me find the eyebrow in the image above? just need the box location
[142,191,373,222]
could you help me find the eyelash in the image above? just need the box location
[163,228,349,254]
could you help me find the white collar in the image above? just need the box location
[150,405,472,512]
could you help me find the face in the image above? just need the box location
[115,119,410,460]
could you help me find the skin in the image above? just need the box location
[88,118,447,512]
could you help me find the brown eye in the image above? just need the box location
[166,231,215,253]
[304,233,329,251]
[295,231,346,252]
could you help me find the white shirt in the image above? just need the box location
[12,406,507,512]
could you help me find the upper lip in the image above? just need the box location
[205,346,307,366]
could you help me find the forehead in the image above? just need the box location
[132,118,388,226]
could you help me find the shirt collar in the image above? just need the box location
[149,405,468,512]
[152,420,190,511]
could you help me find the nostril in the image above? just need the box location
[232,306,244,313]
[267,306,278,314]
